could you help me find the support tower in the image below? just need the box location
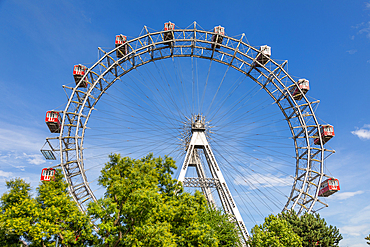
[178,115,250,246]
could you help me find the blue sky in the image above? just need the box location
[0,0,370,246]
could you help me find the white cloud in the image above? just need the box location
[351,124,370,139]
[340,225,369,236]
[366,2,370,9]
[234,173,292,188]
[336,204,370,245]
[0,122,53,173]
[0,151,46,171]
[350,204,370,225]
[335,190,364,200]
[346,49,357,54]
[0,128,42,152]
[341,224,369,236]
[350,244,369,247]
[0,170,13,177]
[352,22,365,29]
[352,21,370,40]
[359,21,370,39]
[23,153,46,165]
[0,122,47,153]
[15,166,26,171]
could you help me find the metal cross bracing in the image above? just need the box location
[177,115,250,246]
[44,21,336,230]
[181,149,217,206]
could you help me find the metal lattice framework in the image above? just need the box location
[45,22,335,230]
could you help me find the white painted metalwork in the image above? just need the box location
[42,21,336,237]
[178,115,250,245]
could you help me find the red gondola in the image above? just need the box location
[254,45,271,67]
[291,79,310,100]
[318,178,340,197]
[211,25,224,49]
[73,64,88,88]
[41,168,55,181]
[45,111,61,133]
[115,34,128,58]
[163,22,175,44]
[314,125,335,145]
[164,21,175,31]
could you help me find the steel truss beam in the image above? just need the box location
[44,22,335,233]
[178,116,250,246]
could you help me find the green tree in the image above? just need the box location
[279,210,342,247]
[366,234,370,245]
[88,153,240,247]
[0,178,33,246]
[248,214,303,247]
[0,171,96,247]
[33,170,96,246]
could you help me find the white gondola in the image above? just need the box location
[45,111,61,133]
[211,25,224,49]
[254,45,271,67]
[73,64,88,88]
[291,79,310,100]
[163,22,175,45]
[314,125,335,145]
[115,34,128,58]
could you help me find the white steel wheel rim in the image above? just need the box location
[56,23,334,229]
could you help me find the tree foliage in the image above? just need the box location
[88,153,240,247]
[279,210,342,247]
[249,210,343,247]
[0,178,31,246]
[0,171,96,246]
[0,153,250,246]
[0,154,345,247]
[366,234,370,245]
[248,214,302,247]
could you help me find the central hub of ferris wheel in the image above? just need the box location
[178,114,250,246]
[191,115,206,131]
[181,114,212,150]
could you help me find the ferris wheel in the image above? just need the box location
[41,21,339,244]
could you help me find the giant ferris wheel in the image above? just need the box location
[41,21,340,245]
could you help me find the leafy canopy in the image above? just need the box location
[0,171,96,247]
[0,178,32,246]
[87,153,241,247]
[0,153,241,246]
[279,210,342,247]
[248,214,302,247]
[248,210,343,247]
